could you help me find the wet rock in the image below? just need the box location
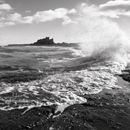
[0,90,130,130]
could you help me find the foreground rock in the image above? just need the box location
[0,57,130,129]
[0,86,130,130]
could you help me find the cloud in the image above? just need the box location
[0,3,13,27]
[7,13,33,24]
[0,1,126,28]
[1,0,130,28]
[99,0,130,17]
[0,21,15,27]
[22,16,33,23]
[62,16,75,26]
[0,1,77,27]
[0,3,77,27]
[80,1,130,18]
[33,8,76,23]
[6,8,76,25]
[99,0,130,11]
[7,13,22,22]
[0,3,12,10]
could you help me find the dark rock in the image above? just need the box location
[1,90,130,130]
[32,37,55,46]
[7,37,79,48]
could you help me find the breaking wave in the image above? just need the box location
[68,4,130,68]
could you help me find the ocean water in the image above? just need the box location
[0,3,130,111]
[0,45,129,111]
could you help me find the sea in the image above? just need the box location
[0,44,129,111]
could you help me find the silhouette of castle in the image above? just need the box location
[8,37,79,48]
[32,37,55,46]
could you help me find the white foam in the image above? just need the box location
[0,60,126,110]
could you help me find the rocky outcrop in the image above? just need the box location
[31,37,55,46]
[7,37,79,47]
[31,37,78,47]
[1,89,130,130]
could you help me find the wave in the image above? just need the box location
[66,3,130,69]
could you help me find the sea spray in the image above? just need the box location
[67,3,130,68]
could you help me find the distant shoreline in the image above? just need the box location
[7,43,79,47]
[7,37,79,48]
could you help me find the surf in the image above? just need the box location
[66,3,130,71]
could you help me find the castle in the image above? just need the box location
[32,37,55,46]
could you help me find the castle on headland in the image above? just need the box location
[7,37,79,47]
[32,37,55,46]
[31,37,78,47]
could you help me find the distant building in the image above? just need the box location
[7,37,79,48]
[32,37,55,46]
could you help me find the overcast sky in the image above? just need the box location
[0,0,130,45]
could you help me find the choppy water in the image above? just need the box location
[0,46,128,111]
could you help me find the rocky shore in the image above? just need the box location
[0,46,130,130]
[0,67,130,130]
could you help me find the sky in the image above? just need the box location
[0,0,130,45]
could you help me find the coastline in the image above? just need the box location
[0,68,130,130]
